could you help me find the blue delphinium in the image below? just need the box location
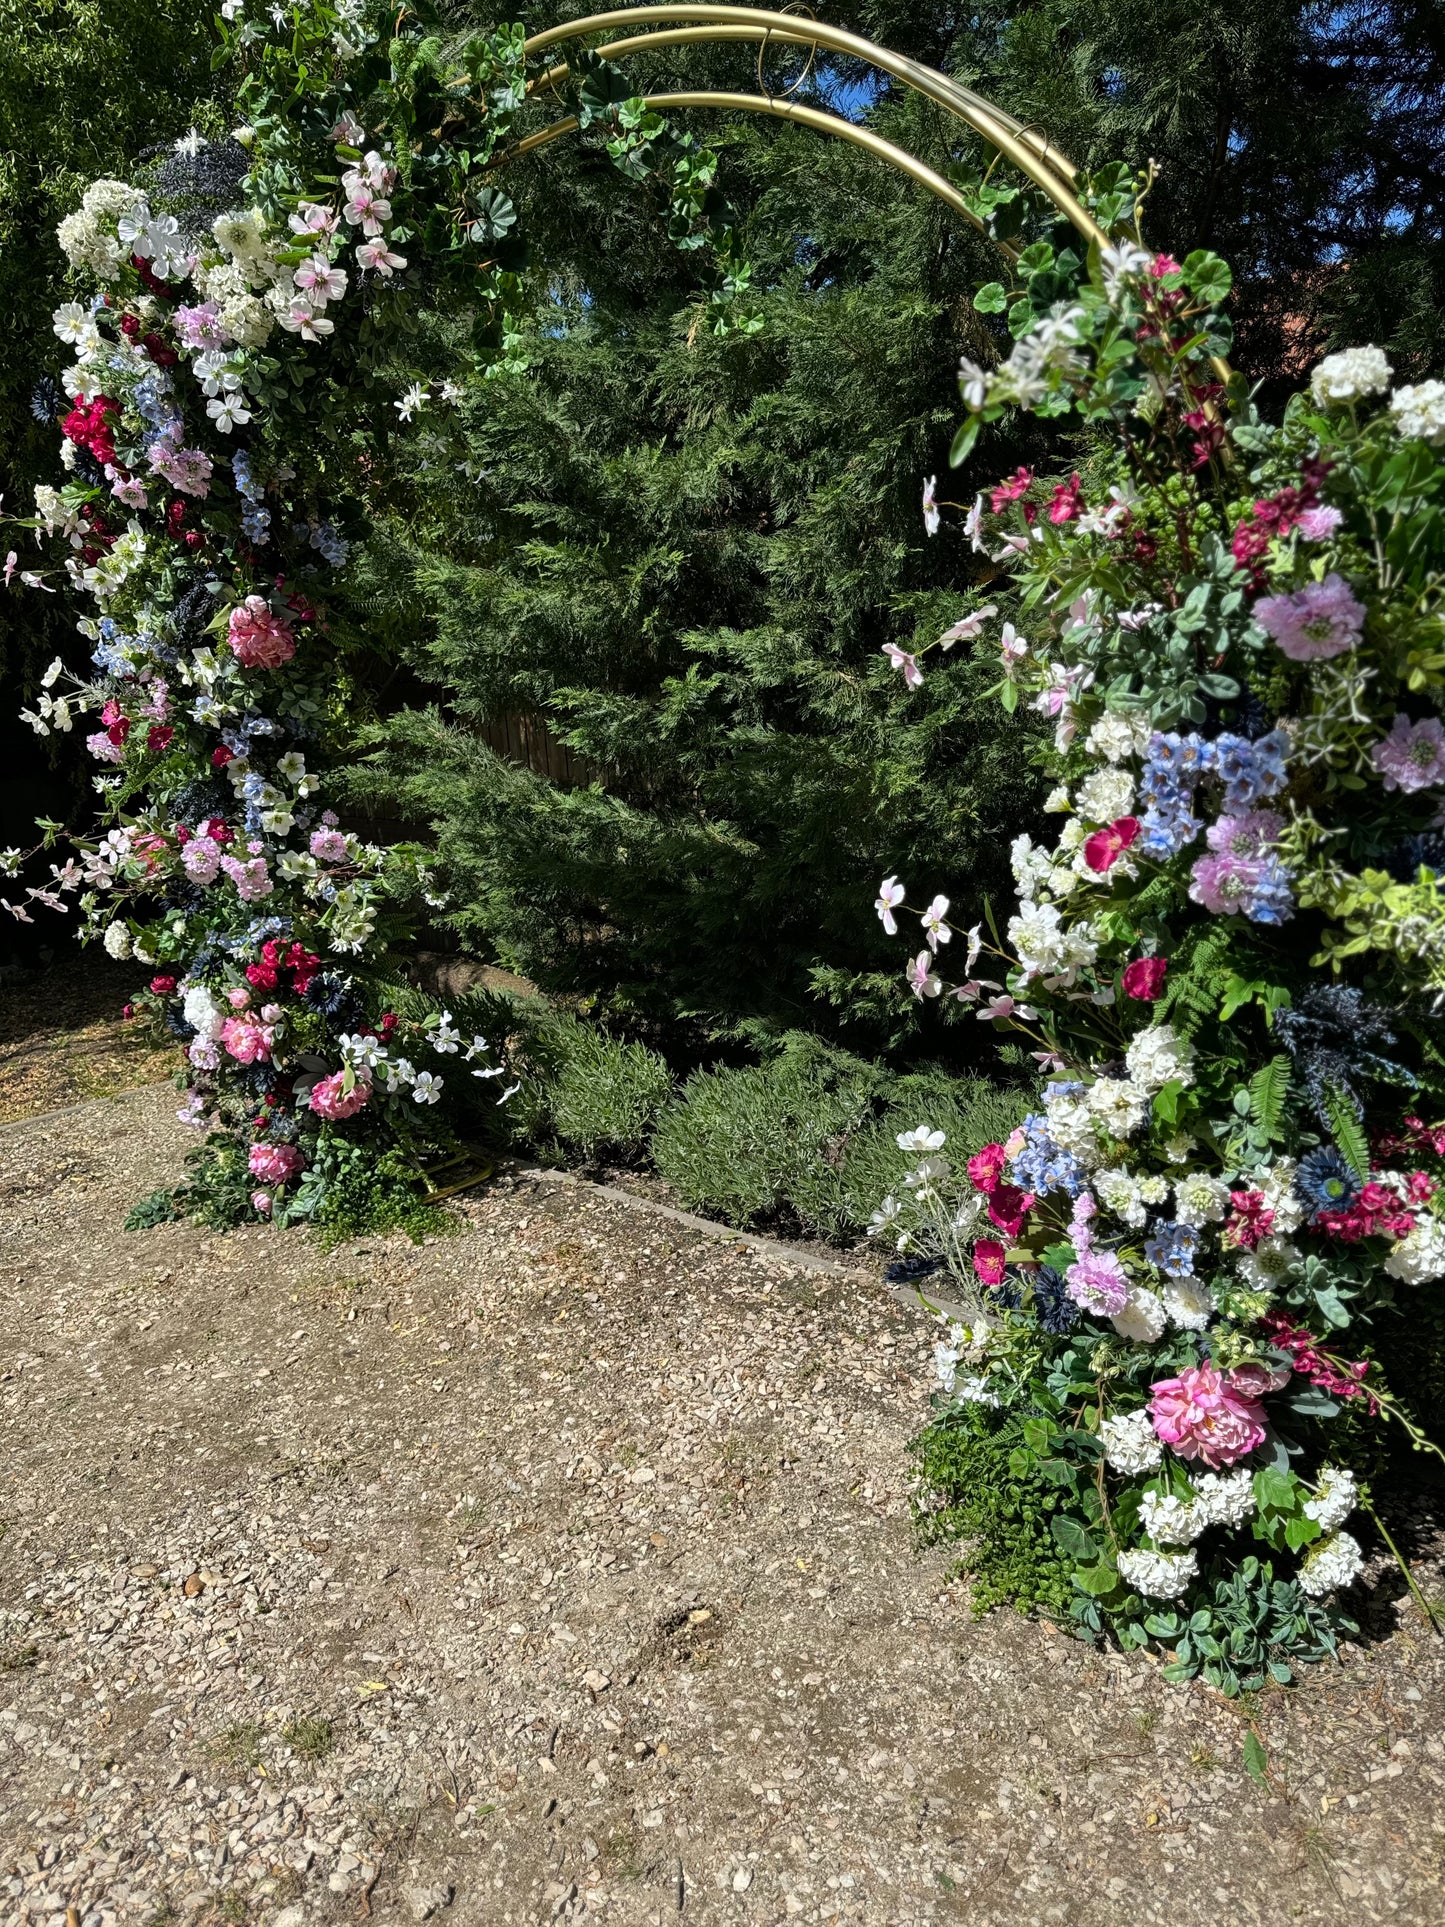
[1010,1113,1087,1198]
[1144,1219,1200,1277]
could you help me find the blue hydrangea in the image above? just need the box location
[1148,730,1215,780]
[1242,855,1295,925]
[1214,728,1291,810]
[1010,1113,1087,1198]
[1138,800,1202,859]
[1144,1219,1200,1277]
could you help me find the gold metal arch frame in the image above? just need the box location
[503,4,1109,263]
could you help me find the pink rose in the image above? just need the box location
[221,1015,272,1065]
[308,1068,371,1120]
[248,1141,302,1185]
[227,595,297,669]
[251,1190,273,1215]
[1148,1362,1267,1469]
[226,986,251,1009]
[1225,1360,1292,1399]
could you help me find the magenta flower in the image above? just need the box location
[972,1239,1007,1286]
[1148,1362,1267,1469]
[1064,1249,1130,1316]
[1254,573,1365,661]
[1371,713,1445,794]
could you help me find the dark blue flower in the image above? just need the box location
[884,1253,944,1286]
[1295,1147,1360,1217]
[1031,1265,1079,1334]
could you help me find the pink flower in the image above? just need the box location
[294,254,347,304]
[221,1015,272,1064]
[907,951,941,999]
[967,1143,1009,1192]
[1083,815,1141,873]
[309,827,349,862]
[111,474,148,509]
[1297,505,1343,541]
[972,1240,1007,1286]
[1371,713,1445,794]
[227,596,297,669]
[86,730,125,765]
[182,834,222,884]
[1064,1249,1129,1316]
[148,439,213,498]
[1047,473,1084,524]
[355,239,407,276]
[251,1190,273,1215]
[1254,573,1365,661]
[175,303,226,349]
[1147,1362,1267,1469]
[219,852,273,903]
[1121,956,1168,1001]
[1226,1360,1292,1399]
[248,1141,302,1184]
[882,643,923,688]
[1205,810,1283,859]
[308,1068,371,1120]
[1188,852,1263,914]
[226,986,251,1009]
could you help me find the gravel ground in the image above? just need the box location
[2,1085,1445,1927]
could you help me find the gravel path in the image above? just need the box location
[2,1085,1444,1927]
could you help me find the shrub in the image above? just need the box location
[533,1018,673,1163]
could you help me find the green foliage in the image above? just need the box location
[1128,1558,1355,1695]
[522,1015,674,1162]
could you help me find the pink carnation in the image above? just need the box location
[1254,572,1365,661]
[248,1141,302,1184]
[309,826,349,862]
[1147,1362,1267,1469]
[219,852,273,903]
[221,1015,272,1065]
[227,595,297,669]
[182,834,222,884]
[308,1069,371,1120]
[1371,713,1445,794]
[1064,1249,1129,1316]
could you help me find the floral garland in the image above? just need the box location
[874,235,1445,1685]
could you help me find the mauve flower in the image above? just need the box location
[1226,1360,1292,1399]
[248,1141,302,1184]
[308,1068,371,1120]
[973,1240,1007,1286]
[1065,1249,1130,1316]
[1297,505,1343,541]
[1188,851,1262,914]
[1148,1362,1267,1468]
[1122,956,1168,1001]
[1254,573,1365,661]
[1371,713,1445,794]
[1205,810,1283,859]
[227,595,297,669]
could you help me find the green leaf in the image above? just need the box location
[1247,1055,1291,1137]
[948,415,981,468]
[1242,1729,1269,1788]
[1181,249,1232,305]
[1050,1514,1099,1562]
[1320,1080,1370,1179]
[1197,671,1240,700]
[973,281,1007,314]
[1074,1560,1120,1597]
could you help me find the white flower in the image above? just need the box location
[1383,1215,1445,1285]
[206,394,252,433]
[1112,1286,1167,1345]
[432,1014,462,1054]
[896,1125,946,1155]
[395,382,430,422]
[1124,1023,1195,1094]
[1042,1089,1101,1166]
[1043,786,1071,813]
[1087,1076,1149,1138]
[412,1070,443,1104]
[1085,711,1151,765]
[102,920,131,960]
[1116,1546,1197,1600]
[1257,1160,1305,1235]
[920,893,951,949]
[953,1373,1001,1408]
[1310,345,1392,408]
[1191,1468,1255,1529]
[1139,1490,1202,1546]
[340,1030,384,1069]
[1173,1172,1231,1226]
[1099,1408,1162,1476]
[1303,1465,1358,1534]
[867,1195,902,1236]
[1235,1234,1302,1291]
[1389,379,1445,448]
[1095,1165,1148,1228]
[1161,1277,1213,1332]
[1010,834,1056,900]
[1297,1529,1364,1598]
[874,874,905,934]
[1075,767,1135,825]
[1008,901,1098,984]
[1100,239,1152,298]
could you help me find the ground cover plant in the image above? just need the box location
[875,215,1445,1688]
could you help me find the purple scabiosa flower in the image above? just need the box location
[1371,713,1445,794]
[1205,810,1284,859]
[1064,1249,1131,1316]
[1255,573,1366,661]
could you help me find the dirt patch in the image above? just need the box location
[0,951,173,1123]
[0,1085,1443,1927]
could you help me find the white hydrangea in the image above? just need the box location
[1236,1234,1303,1291]
[212,209,285,287]
[1297,1529,1364,1599]
[1087,1075,1150,1138]
[1085,711,1152,765]
[57,178,143,277]
[1008,901,1098,983]
[1100,1408,1162,1475]
[1139,1490,1202,1545]
[1075,767,1136,825]
[102,920,131,960]
[1116,1546,1198,1599]
[1161,1277,1214,1332]
[182,984,225,1040]
[1094,1165,1146,1226]
[1383,1216,1445,1286]
[1389,379,1445,448]
[1124,1022,1195,1094]
[1256,1159,1305,1234]
[1310,345,1392,408]
[195,260,275,348]
[1303,1465,1358,1534]
[1172,1171,1229,1226]
[1042,1089,1102,1166]
[1010,833,1057,900]
[1112,1285,1167,1345]
[1193,1468,1255,1528]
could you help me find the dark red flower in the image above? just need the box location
[211,744,235,769]
[1122,956,1168,1001]
[146,724,174,753]
[150,974,177,995]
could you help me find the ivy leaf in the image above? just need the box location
[973,281,1007,314]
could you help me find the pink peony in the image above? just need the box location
[226,986,251,1009]
[248,1141,302,1184]
[967,1143,1009,1193]
[1148,1362,1267,1468]
[221,1015,272,1065]
[1254,572,1365,661]
[972,1240,1007,1286]
[1064,1249,1129,1316]
[308,1068,371,1120]
[1121,956,1168,1001]
[1371,713,1445,794]
[227,595,297,669]
[182,834,222,884]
